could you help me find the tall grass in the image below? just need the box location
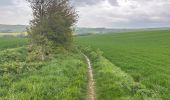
[0,37,88,99]
[1,54,87,100]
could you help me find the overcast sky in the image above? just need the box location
[0,0,170,28]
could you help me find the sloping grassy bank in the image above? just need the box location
[80,47,161,100]
[0,47,87,100]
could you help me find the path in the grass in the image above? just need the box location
[84,54,95,100]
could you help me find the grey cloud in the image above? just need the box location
[108,0,119,6]
[0,0,169,28]
[77,0,170,28]
[0,0,14,6]
[71,0,104,6]
[0,0,31,25]
[71,0,118,7]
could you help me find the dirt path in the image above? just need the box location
[83,54,95,100]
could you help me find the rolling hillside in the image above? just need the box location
[75,27,170,35]
[0,24,27,33]
[1,24,169,35]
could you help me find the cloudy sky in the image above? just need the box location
[0,0,170,28]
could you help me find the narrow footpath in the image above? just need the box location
[84,54,95,100]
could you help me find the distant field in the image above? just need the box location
[76,30,170,100]
[0,32,27,37]
[0,37,28,50]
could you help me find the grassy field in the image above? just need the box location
[0,32,27,37]
[76,30,170,100]
[0,37,88,100]
[2,30,170,99]
[0,37,28,50]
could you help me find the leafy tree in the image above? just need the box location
[27,0,78,60]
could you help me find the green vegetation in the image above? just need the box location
[27,0,77,61]
[0,38,88,100]
[76,30,170,100]
[2,0,169,98]
[0,37,27,50]
[81,47,160,100]
[0,1,88,99]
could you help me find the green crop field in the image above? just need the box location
[76,30,170,100]
[0,37,28,50]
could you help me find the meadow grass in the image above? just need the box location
[0,37,88,100]
[0,52,87,100]
[76,30,170,100]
